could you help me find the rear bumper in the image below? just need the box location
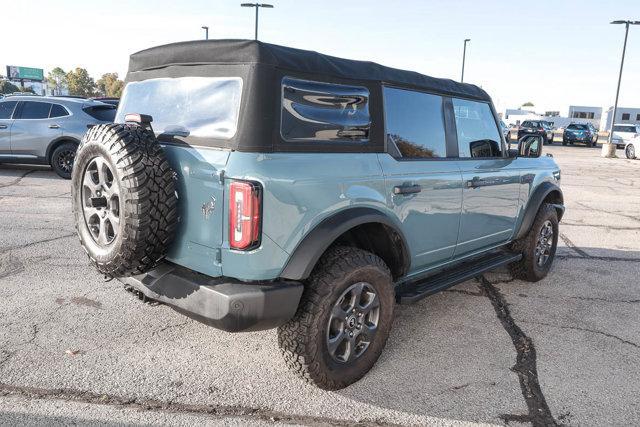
[119,262,303,332]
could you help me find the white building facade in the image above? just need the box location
[602,107,640,130]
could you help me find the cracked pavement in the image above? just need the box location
[1,146,640,426]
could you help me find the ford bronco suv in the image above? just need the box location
[71,40,564,390]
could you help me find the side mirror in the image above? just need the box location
[518,135,543,158]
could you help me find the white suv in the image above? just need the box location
[612,124,640,149]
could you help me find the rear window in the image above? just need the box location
[19,101,51,119]
[115,77,243,139]
[281,77,370,143]
[84,105,116,122]
[383,87,446,158]
[613,125,637,133]
[568,124,588,130]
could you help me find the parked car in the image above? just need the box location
[562,123,596,147]
[625,136,639,159]
[71,40,564,390]
[612,123,640,149]
[517,120,553,144]
[92,97,120,107]
[540,121,555,144]
[500,120,510,142]
[0,95,116,178]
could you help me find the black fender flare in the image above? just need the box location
[279,207,411,281]
[514,181,564,240]
[46,137,81,163]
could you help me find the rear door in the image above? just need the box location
[379,87,463,274]
[0,100,18,155]
[10,101,62,159]
[450,98,520,258]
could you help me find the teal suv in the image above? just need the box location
[71,40,564,390]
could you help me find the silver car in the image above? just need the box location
[0,95,116,178]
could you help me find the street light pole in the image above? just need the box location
[202,26,209,40]
[608,20,639,146]
[461,38,470,82]
[241,3,274,40]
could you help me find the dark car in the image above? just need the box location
[563,123,596,147]
[517,120,553,144]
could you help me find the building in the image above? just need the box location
[503,105,604,129]
[602,106,640,130]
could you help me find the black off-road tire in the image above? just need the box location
[71,123,178,277]
[626,144,636,160]
[509,203,559,282]
[277,246,395,390]
[51,142,77,179]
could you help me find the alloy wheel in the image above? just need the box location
[326,282,380,363]
[57,150,75,173]
[81,157,120,246]
[535,220,554,267]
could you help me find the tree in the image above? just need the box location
[66,67,96,97]
[522,102,534,107]
[0,80,20,95]
[47,67,68,96]
[96,73,124,98]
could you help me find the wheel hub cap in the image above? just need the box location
[326,282,380,363]
[81,157,120,247]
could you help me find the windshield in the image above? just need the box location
[568,124,588,130]
[115,77,243,139]
[613,125,637,133]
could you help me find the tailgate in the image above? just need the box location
[162,144,230,277]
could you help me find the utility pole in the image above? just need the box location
[241,3,274,40]
[461,38,470,82]
[608,20,638,147]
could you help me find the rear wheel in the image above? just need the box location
[510,203,559,282]
[278,246,395,390]
[626,144,637,159]
[51,142,77,179]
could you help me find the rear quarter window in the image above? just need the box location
[281,77,370,143]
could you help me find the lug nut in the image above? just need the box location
[349,332,353,337]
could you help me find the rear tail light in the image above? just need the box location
[229,180,262,250]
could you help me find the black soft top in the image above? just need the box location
[128,39,490,102]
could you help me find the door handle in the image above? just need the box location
[0,124,7,129]
[393,184,421,195]
[49,124,60,129]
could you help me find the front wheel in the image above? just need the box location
[510,203,559,282]
[278,246,395,390]
[626,144,637,160]
[51,142,77,179]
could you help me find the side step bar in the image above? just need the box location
[396,252,522,304]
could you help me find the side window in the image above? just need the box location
[49,104,69,118]
[383,87,446,158]
[452,98,502,158]
[281,77,370,143]
[19,102,52,119]
[0,101,18,119]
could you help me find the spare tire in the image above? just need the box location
[71,123,178,277]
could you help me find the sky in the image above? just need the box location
[1,0,639,114]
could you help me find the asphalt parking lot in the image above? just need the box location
[1,145,639,426]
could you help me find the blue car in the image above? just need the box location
[563,123,596,146]
[71,40,564,390]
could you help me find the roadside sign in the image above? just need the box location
[6,66,44,82]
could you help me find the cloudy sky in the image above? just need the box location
[2,0,639,113]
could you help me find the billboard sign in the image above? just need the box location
[6,66,44,82]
